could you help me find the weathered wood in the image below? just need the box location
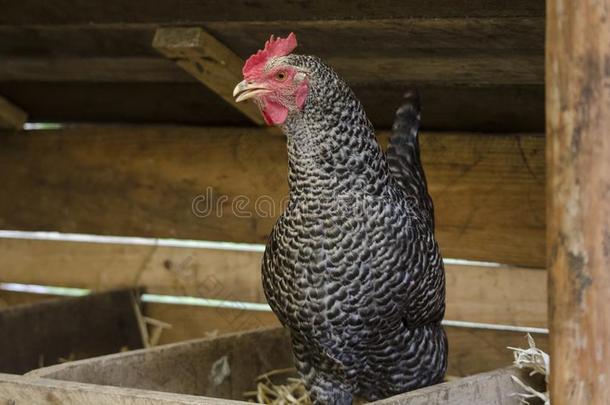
[0,238,547,327]
[0,1,545,25]
[0,18,545,59]
[0,127,545,267]
[0,82,544,132]
[143,308,547,378]
[28,324,547,401]
[0,55,543,85]
[29,327,293,400]
[546,0,610,403]
[0,96,26,130]
[373,367,544,405]
[153,28,263,125]
[0,289,145,374]
[0,373,231,405]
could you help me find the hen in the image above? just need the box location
[234,33,447,404]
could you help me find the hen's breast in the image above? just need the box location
[262,189,444,356]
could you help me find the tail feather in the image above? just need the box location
[387,90,434,227]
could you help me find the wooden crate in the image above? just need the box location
[0,289,145,374]
[0,327,540,404]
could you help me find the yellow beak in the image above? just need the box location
[233,80,271,103]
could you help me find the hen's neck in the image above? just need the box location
[281,82,392,200]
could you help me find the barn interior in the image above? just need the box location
[0,1,607,404]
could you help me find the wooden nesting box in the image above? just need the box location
[0,289,145,374]
[0,327,540,404]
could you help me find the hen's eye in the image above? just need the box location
[275,71,287,81]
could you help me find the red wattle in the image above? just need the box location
[262,99,289,126]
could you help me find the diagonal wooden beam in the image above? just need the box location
[153,27,264,125]
[0,96,27,130]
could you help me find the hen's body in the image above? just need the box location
[262,55,447,404]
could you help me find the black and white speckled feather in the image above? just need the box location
[262,55,447,404]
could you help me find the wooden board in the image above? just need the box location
[145,308,548,378]
[0,82,544,132]
[0,127,545,267]
[0,373,230,405]
[0,96,26,130]
[374,367,544,405]
[0,54,542,86]
[0,1,545,25]
[0,18,545,59]
[153,27,264,125]
[28,321,547,395]
[0,289,145,374]
[0,238,547,327]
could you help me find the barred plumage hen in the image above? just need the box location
[234,33,447,404]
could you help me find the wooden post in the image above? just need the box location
[0,96,27,130]
[547,1,610,404]
[153,27,265,125]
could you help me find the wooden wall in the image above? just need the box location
[0,0,548,380]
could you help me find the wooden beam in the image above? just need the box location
[0,96,26,130]
[0,289,145,374]
[547,0,610,403]
[0,18,545,59]
[0,82,544,132]
[0,1,545,25]
[153,27,264,125]
[0,55,543,86]
[146,305,548,377]
[0,127,545,267]
[373,367,545,405]
[0,238,547,327]
[0,373,226,405]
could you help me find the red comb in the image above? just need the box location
[243,33,298,78]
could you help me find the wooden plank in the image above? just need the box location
[0,1,545,25]
[0,82,544,132]
[0,18,544,59]
[148,306,549,377]
[0,290,547,380]
[153,28,263,125]
[0,373,233,405]
[546,1,610,403]
[0,54,543,85]
[0,96,26,130]
[0,82,251,127]
[29,327,293,400]
[372,367,544,405]
[0,127,545,267]
[0,289,145,374]
[0,238,547,327]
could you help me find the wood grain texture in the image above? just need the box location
[0,1,545,25]
[0,18,545,59]
[0,127,545,267]
[0,289,144,374]
[147,310,548,378]
[0,373,233,405]
[372,367,544,405]
[0,238,547,327]
[546,0,610,403]
[153,27,263,125]
[0,55,542,85]
[0,95,26,130]
[0,82,545,132]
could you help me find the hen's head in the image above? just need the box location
[233,33,309,126]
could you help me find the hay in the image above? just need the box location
[243,368,311,404]
[508,333,550,405]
